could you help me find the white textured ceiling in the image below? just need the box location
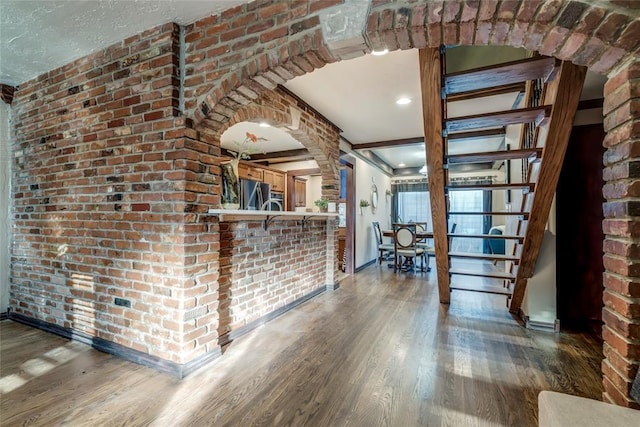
[0,0,247,86]
[285,49,424,145]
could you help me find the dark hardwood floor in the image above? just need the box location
[0,265,603,426]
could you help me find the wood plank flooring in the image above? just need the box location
[0,265,603,426]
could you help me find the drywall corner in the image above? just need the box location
[0,102,11,314]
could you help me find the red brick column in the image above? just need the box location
[602,59,640,408]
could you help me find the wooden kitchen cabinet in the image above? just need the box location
[294,178,306,207]
[263,169,285,193]
[238,162,263,182]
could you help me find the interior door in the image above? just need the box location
[342,160,355,275]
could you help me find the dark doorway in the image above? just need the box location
[556,124,605,337]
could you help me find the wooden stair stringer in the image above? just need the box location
[508,61,588,314]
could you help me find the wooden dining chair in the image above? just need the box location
[392,223,425,273]
[415,222,432,250]
[372,221,394,264]
[425,222,456,269]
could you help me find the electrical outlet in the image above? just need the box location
[114,297,131,308]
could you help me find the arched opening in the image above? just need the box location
[181,0,639,406]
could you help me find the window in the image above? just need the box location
[393,178,494,254]
[396,191,432,225]
[449,190,484,253]
[392,179,431,227]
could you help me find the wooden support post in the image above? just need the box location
[419,48,450,304]
[509,61,587,313]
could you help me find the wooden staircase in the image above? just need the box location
[419,47,586,313]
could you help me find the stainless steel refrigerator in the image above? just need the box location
[240,179,270,210]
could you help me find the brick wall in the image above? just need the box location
[8,6,344,369]
[602,60,640,408]
[218,220,327,338]
[9,23,200,364]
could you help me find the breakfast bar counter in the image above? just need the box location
[206,209,339,345]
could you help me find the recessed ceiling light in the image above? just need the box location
[371,49,388,56]
[396,97,411,105]
[259,122,270,128]
[398,163,406,167]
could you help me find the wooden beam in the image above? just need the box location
[349,148,394,175]
[352,137,425,150]
[249,149,310,160]
[221,147,310,161]
[262,156,315,165]
[509,61,587,314]
[419,47,450,304]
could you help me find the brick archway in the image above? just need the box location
[197,89,341,201]
[182,0,639,406]
[185,1,637,127]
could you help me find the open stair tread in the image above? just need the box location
[446,183,535,192]
[450,233,524,241]
[448,211,529,217]
[448,128,506,142]
[447,82,525,102]
[450,284,513,296]
[449,252,520,261]
[444,56,558,96]
[446,106,551,133]
[450,268,516,281]
[447,148,542,165]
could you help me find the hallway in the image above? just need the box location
[1,266,602,426]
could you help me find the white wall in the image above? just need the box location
[305,175,322,211]
[521,229,557,328]
[354,157,391,269]
[492,188,506,227]
[504,123,559,328]
[0,102,11,314]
